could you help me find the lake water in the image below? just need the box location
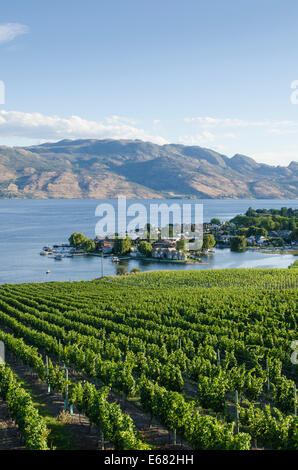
[0,198,297,284]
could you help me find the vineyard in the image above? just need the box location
[0,268,297,450]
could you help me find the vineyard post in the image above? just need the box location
[64,368,69,411]
[99,428,104,450]
[266,358,270,392]
[122,391,126,409]
[217,349,221,367]
[235,390,239,434]
[45,355,51,394]
[58,338,63,363]
[95,355,99,386]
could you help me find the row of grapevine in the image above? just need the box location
[0,330,149,450]
[0,269,297,450]
[0,363,49,450]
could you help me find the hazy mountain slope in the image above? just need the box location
[0,139,296,199]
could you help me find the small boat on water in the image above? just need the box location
[40,251,49,256]
[55,254,63,260]
[112,256,120,263]
[46,270,51,274]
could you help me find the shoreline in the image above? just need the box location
[86,253,208,265]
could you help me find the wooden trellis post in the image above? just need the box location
[235,390,239,434]
[45,355,51,394]
[266,357,270,392]
[64,368,69,411]
[217,349,221,367]
[95,355,99,386]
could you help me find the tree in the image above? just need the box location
[176,239,186,251]
[256,227,268,237]
[130,267,141,274]
[113,237,131,255]
[247,226,268,237]
[144,223,153,241]
[116,265,127,276]
[230,236,247,252]
[280,207,288,218]
[290,228,298,242]
[210,218,221,225]
[237,228,249,237]
[203,234,216,250]
[83,239,95,252]
[289,218,296,231]
[272,237,285,247]
[257,216,275,231]
[69,232,88,247]
[246,207,256,217]
[138,241,153,257]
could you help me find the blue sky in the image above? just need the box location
[0,0,298,166]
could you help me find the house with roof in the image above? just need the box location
[152,247,187,260]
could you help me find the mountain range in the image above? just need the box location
[0,139,297,199]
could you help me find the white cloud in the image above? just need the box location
[222,132,236,139]
[267,127,298,136]
[184,116,267,127]
[180,131,215,145]
[0,109,168,145]
[153,119,161,125]
[0,23,29,45]
[184,115,298,133]
[178,129,236,148]
[104,115,138,125]
[251,151,298,166]
[178,132,226,152]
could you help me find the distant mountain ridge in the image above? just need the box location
[0,139,297,199]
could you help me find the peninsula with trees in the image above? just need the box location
[53,207,298,269]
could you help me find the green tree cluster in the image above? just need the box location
[138,241,153,257]
[113,237,131,255]
[230,236,247,252]
[203,234,216,250]
[69,232,95,252]
[176,239,186,251]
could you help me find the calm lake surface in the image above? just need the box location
[0,198,297,284]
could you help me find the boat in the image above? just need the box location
[55,254,63,260]
[40,251,49,256]
[112,256,120,263]
[46,270,51,274]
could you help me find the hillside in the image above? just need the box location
[0,139,297,199]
